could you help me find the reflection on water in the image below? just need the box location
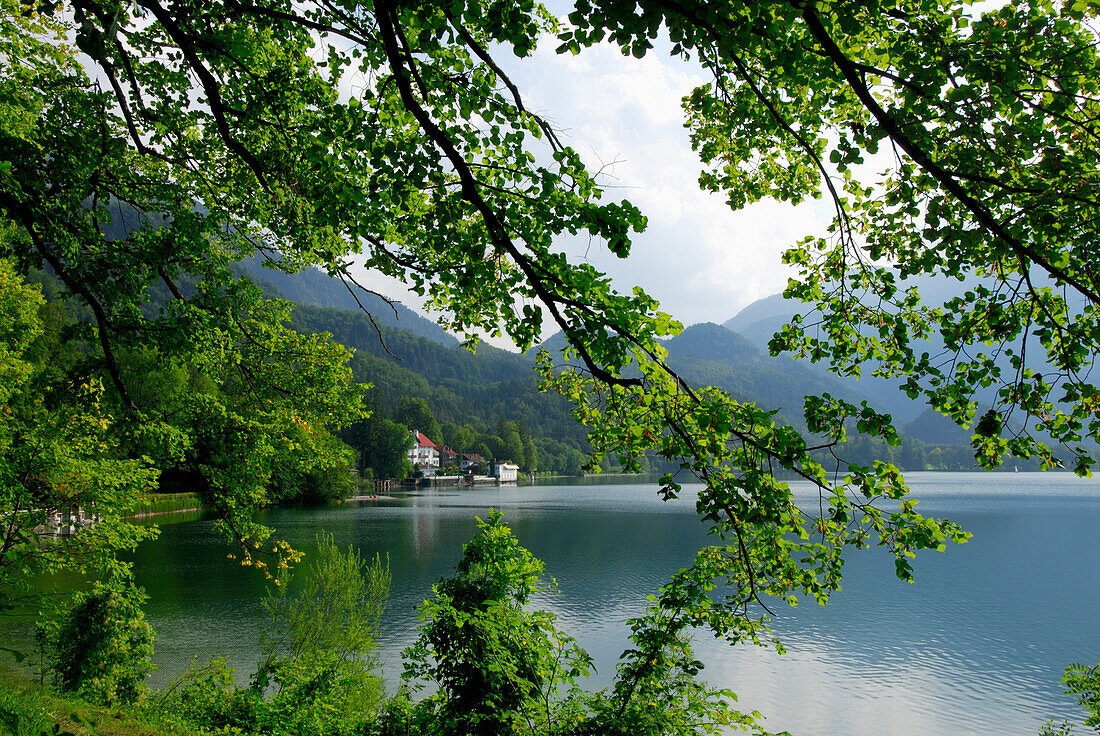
[8,473,1100,736]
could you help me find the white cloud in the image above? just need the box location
[349,29,835,345]
[504,40,831,327]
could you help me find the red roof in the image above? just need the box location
[415,432,439,448]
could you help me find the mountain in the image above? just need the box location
[659,323,877,429]
[903,407,973,445]
[724,293,932,424]
[531,322,871,427]
[290,304,590,456]
[237,256,457,346]
[273,269,992,471]
[92,200,458,347]
[664,322,759,365]
[723,293,798,347]
[83,201,986,470]
[721,274,1065,425]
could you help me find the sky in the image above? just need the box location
[347,12,837,343]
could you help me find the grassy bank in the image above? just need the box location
[0,675,191,736]
[126,493,203,518]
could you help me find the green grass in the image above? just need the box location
[127,493,203,518]
[0,675,195,736]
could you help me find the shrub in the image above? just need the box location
[129,492,203,516]
[254,533,389,736]
[401,512,751,736]
[36,579,154,706]
[402,511,592,736]
[160,533,389,736]
[155,657,261,732]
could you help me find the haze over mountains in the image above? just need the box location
[720,279,1024,446]
[721,291,967,441]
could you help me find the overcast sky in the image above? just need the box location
[348,15,836,342]
[502,39,835,326]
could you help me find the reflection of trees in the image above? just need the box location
[130,520,268,611]
[511,512,708,613]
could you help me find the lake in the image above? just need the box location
[7,472,1100,735]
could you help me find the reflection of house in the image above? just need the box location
[461,453,486,471]
[492,462,519,482]
[43,506,100,536]
[408,431,440,473]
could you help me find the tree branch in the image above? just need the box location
[797,1,1100,307]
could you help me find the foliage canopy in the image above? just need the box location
[3,0,1100,728]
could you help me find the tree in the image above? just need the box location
[1,0,367,577]
[402,512,593,735]
[394,398,441,446]
[342,417,414,480]
[3,0,1098,724]
[35,578,154,706]
[255,533,390,736]
[517,422,539,472]
[0,258,155,616]
[403,513,752,736]
[522,436,538,473]
[1041,660,1100,736]
[491,421,526,466]
[441,422,477,456]
[1063,661,1100,733]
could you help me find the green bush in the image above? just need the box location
[402,511,592,736]
[156,657,261,732]
[36,580,154,706]
[254,533,389,736]
[400,512,751,736]
[160,533,389,736]
[267,463,356,506]
[152,517,752,736]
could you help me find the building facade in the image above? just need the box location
[408,431,440,474]
[492,462,519,482]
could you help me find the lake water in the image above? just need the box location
[7,472,1100,735]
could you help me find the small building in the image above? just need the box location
[438,446,460,467]
[492,462,519,482]
[461,453,486,471]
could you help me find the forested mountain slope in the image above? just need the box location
[290,304,588,452]
[274,268,991,471]
[661,322,868,422]
[238,258,458,347]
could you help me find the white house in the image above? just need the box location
[408,431,440,473]
[492,462,519,482]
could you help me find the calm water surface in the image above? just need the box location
[16,472,1100,735]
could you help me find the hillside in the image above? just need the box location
[93,200,456,346]
[661,322,867,422]
[725,288,944,424]
[287,304,593,475]
[266,265,995,471]
[237,257,457,346]
[532,321,994,469]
